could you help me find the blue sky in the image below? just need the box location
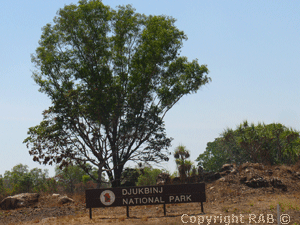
[1,0,299,177]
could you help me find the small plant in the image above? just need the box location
[270,205,274,210]
[222,207,229,212]
[250,203,253,206]
[278,202,285,212]
[242,210,251,213]
[287,203,293,210]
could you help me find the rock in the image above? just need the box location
[221,164,235,172]
[219,170,231,177]
[58,196,74,204]
[0,193,39,210]
[245,176,269,188]
[156,180,165,185]
[156,173,170,185]
[252,163,264,170]
[219,164,238,177]
[52,194,60,197]
[231,168,238,174]
[242,174,287,191]
[269,178,287,191]
[241,162,250,170]
[241,162,264,170]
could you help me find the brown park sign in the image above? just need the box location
[86,183,206,218]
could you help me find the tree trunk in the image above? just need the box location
[96,167,103,189]
[112,165,124,187]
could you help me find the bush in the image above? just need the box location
[196,121,300,172]
[136,167,163,186]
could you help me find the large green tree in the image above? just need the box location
[24,0,210,187]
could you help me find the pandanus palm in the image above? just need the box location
[174,145,192,182]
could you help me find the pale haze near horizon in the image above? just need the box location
[1,0,299,178]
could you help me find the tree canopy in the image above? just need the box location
[2,164,49,194]
[24,0,210,187]
[196,121,300,172]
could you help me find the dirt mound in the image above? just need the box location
[0,162,299,224]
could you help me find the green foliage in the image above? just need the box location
[190,165,197,176]
[2,164,49,195]
[196,138,234,172]
[44,178,58,193]
[0,163,102,196]
[30,168,49,192]
[196,121,300,172]
[174,145,193,181]
[170,170,179,179]
[55,164,91,193]
[136,167,162,186]
[19,173,33,193]
[120,168,140,187]
[23,0,210,187]
[82,175,91,184]
[55,164,105,193]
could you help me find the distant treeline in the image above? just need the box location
[0,164,102,200]
[0,164,167,200]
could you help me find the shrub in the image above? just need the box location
[136,167,163,186]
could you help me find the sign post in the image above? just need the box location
[86,183,206,218]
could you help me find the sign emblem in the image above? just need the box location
[100,190,115,206]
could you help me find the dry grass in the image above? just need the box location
[141,215,148,221]
[118,215,126,221]
[29,193,300,225]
